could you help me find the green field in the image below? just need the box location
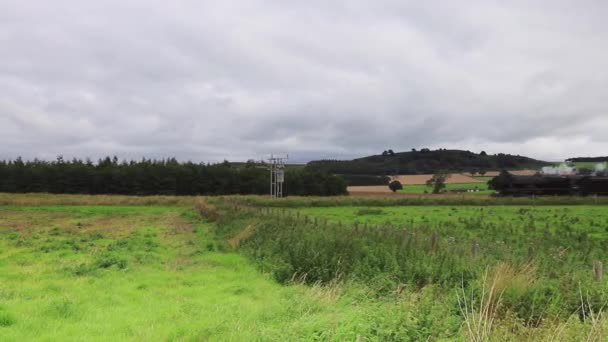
[399,182,493,194]
[293,205,608,235]
[217,200,608,340]
[472,176,494,182]
[1,195,607,340]
[0,205,415,341]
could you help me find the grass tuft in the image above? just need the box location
[0,312,16,327]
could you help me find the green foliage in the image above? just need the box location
[217,209,476,289]
[389,180,403,192]
[0,311,16,327]
[225,194,608,208]
[355,208,384,216]
[425,173,448,193]
[399,182,493,194]
[0,157,346,196]
[218,204,608,328]
[94,253,128,269]
[306,149,550,175]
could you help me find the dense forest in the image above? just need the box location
[0,157,347,196]
[566,156,608,162]
[307,149,550,178]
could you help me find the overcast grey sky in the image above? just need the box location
[1,1,607,163]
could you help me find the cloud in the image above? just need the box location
[1,0,607,163]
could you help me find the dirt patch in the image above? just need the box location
[0,210,171,238]
[228,224,256,249]
[83,214,157,238]
[0,212,69,232]
[161,212,194,233]
[347,186,393,193]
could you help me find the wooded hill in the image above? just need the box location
[306,149,550,177]
[566,156,608,162]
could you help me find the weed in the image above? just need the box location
[0,311,16,327]
[48,298,77,319]
[94,253,128,269]
[355,208,385,216]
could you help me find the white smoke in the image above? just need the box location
[595,162,607,172]
[541,163,577,176]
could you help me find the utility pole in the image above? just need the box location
[268,154,288,198]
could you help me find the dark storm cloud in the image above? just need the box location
[1,0,608,162]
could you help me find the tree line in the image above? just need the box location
[0,157,347,196]
[566,157,608,162]
[307,149,550,177]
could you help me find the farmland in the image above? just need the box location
[348,173,493,194]
[398,182,492,194]
[1,194,607,340]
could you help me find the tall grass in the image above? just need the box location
[220,194,608,208]
[458,263,537,341]
[0,193,198,206]
[214,202,608,337]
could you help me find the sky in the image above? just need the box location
[1,1,607,163]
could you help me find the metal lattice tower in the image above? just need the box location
[268,154,287,198]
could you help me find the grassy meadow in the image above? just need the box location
[398,182,492,194]
[1,194,607,340]
[214,198,608,340]
[0,204,414,341]
[397,176,494,194]
[292,205,608,237]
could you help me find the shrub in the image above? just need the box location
[67,263,96,277]
[196,199,220,222]
[0,311,16,327]
[388,180,403,192]
[94,253,128,269]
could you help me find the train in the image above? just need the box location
[490,173,608,196]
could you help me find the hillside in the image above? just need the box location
[566,156,608,162]
[306,149,550,176]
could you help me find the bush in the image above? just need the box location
[0,311,16,327]
[94,253,128,269]
[389,180,403,192]
[196,199,220,222]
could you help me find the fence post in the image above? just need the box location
[471,240,478,258]
[527,246,535,260]
[595,260,603,282]
[431,232,439,253]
